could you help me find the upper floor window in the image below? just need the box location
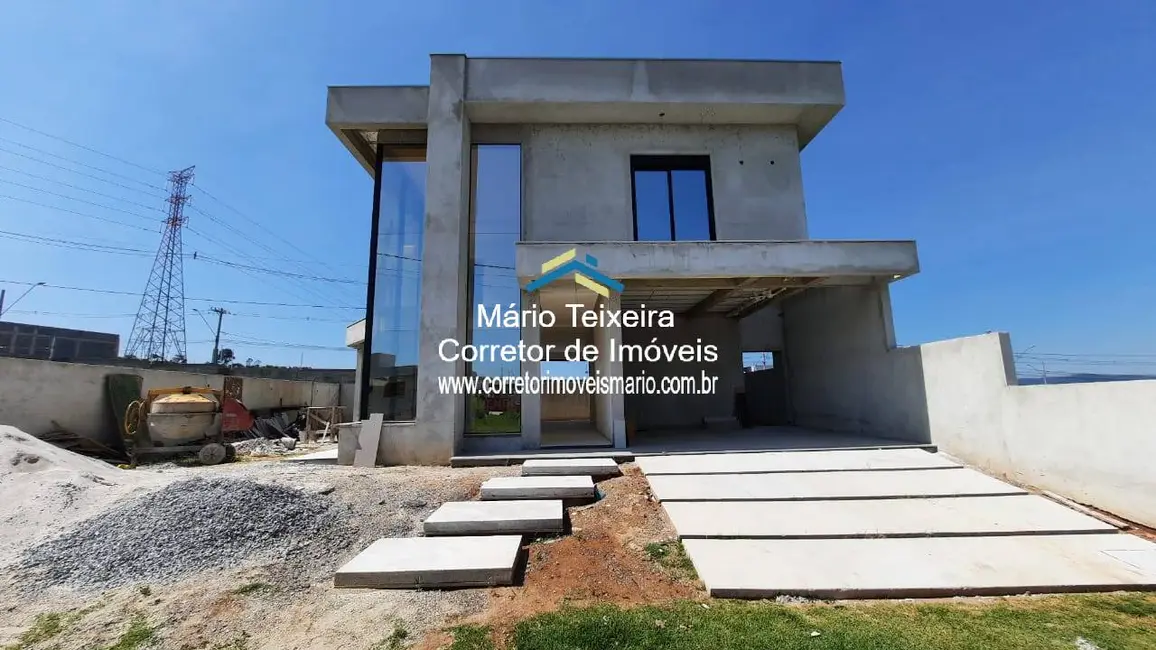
[631,155,716,241]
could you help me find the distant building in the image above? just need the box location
[0,320,120,362]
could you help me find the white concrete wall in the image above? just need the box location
[780,286,1156,527]
[0,356,344,448]
[522,124,807,242]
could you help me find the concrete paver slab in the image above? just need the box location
[333,535,523,589]
[423,500,564,536]
[480,475,596,500]
[637,448,958,475]
[522,457,621,477]
[664,494,1117,538]
[682,534,1156,598]
[647,468,1023,501]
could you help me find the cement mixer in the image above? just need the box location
[123,387,255,466]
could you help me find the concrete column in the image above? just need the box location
[351,342,364,420]
[595,293,627,448]
[520,289,541,449]
[411,54,471,464]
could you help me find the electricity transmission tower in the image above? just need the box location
[126,166,195,362]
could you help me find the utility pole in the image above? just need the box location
[0,290,5,318]
[210,307,227,364]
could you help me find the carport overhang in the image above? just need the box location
[516,240,918,318]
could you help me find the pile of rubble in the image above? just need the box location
[20,476,350,589]
[230,436,298,457]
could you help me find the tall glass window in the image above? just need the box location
[631,155,716,241]
[466,145,522,434]
[368,153,426,420]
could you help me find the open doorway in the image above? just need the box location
[539,361,612,448]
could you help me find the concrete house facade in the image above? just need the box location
[329,55,919,465]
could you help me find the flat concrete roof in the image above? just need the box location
[327,55,845,173]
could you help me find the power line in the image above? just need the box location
[0,163,167,212]
[0,140,167,193]
[0,194,158,233]
[0,228,156,256]
[0,116,166,176]
[190,184,363,281]
[0,177,162,222]
[184,225,358,309]
[0,279,363,310]
[0,143,168,198]
[192,252,362,285]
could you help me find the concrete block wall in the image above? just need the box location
[0,356,343,449]
[522,124,807,242]
[780,285,1156,527]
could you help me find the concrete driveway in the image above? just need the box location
[637,448,1156,599]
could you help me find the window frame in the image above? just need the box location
[629,155,717,242]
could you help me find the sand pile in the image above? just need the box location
[0,425,153,567]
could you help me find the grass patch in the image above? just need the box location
[370,623,410,649]
[231,581,275,596]
[505,593,1156,649]
[4,612,73,649]
[643,540,697,580]
[101,613,157,650]
[445,625,495,650]
[468,409,521,434]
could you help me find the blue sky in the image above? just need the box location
[1,1,1153,372]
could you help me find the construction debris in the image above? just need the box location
[19,477,350,590]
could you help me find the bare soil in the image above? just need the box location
[2,431,701,650]
[420,465,705,649]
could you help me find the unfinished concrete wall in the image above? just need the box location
[919,334,1156,528]
[622,314,743,431]
[0,356,344,449]
[782,290,1156,527]
[781,285,930,441]
[739,306,784,352]
[542,393,591,421]
[522,124,807,242]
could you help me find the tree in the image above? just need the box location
[217,348,235,365]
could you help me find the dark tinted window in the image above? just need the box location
[631,156,715,241]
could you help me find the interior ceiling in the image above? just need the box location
[620,277,825,320]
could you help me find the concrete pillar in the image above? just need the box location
[595,293,627,448]
[412,54,471,464]
[351,342,364,420]
[520,289,542,449]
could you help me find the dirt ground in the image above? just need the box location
[417,465,704,649]
[1,447,700,650]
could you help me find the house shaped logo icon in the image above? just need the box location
[523,249,625,298]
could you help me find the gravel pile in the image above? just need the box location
[20,476,349,589]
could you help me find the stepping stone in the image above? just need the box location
[333,535,523,589]
[663,494,1117,539]
[647,468,1023,502]
[522,457,621,477]
[424,500,564,536]
[682,533,1156,599]
[480,475,596,500]
[637,448,958,475]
